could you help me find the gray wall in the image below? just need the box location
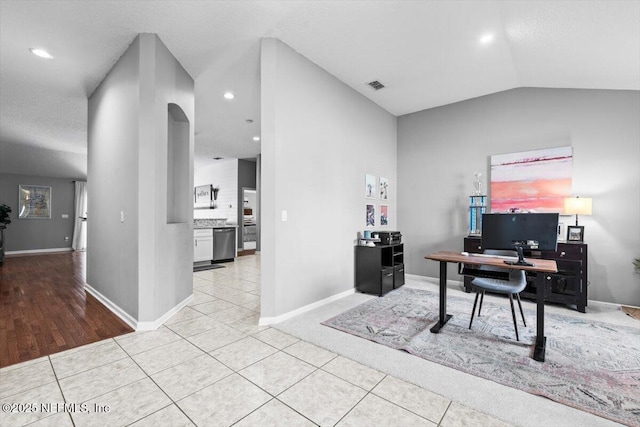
[398,88,640,306]
[88,34,194,325]
[260,38,397,319]
[88,35,141,319]
[0,173,76,252]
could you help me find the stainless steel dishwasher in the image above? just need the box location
[213,228,235,261]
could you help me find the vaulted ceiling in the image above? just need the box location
[1,0,638,178]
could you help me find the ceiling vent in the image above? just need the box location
[367,80,385,91]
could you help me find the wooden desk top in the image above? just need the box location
[425,251,558,273]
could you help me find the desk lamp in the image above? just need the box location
[564,197,592,226]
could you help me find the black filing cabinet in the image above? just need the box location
[355,243,405,296]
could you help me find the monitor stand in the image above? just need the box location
[504,245,534,266]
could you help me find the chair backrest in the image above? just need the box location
[477,249,517,273]
[479,249,526,288]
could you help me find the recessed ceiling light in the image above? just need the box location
[223,92,235,100]
[29,48,53,59]
[479,34,495,45]
[253,136,260,142]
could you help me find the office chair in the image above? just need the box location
[468,250,527,341]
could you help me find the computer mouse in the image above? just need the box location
[461,251,469,256]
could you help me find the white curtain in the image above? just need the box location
[72,181,87,251]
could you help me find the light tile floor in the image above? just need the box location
[0,254,510,427]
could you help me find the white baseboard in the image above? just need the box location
[85,283,194,331]
[136,294,194,331]
[7,247,72,255]
[259,288,355,326]
[84,283,138,330]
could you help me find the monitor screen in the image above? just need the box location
[481,213,559,252]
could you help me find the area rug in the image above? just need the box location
[322,287,640,427]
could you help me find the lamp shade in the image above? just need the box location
[564,197,592,215]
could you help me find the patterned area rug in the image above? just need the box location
[322,287,640,426]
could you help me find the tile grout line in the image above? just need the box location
[331,374,388,427]
[41,355,77,427]
[437,401,453,427]
[112,338,200,427]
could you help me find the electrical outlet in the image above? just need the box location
[120,211,125,222]
[64,236,69,241]
[61,214,69,219]
[281,210,288,221]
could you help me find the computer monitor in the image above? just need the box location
[481,213,559,266]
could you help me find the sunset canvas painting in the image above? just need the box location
[490,146,573,213]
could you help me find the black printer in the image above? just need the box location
[376,231,402,245]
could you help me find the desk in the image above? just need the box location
[425,251,558,362]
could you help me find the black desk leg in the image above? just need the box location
[533,272,547,362]
[430,261,452,333]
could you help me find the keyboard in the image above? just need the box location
[467,253,517,261]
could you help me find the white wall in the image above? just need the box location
[194,158,238,223]
[88,34,194,325]
[260,38,397,319]
[398,88,640,306]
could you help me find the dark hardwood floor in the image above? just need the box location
[0,251,133,368]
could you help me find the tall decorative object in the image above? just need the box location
[473,172,483,195]
[469,195,487,236]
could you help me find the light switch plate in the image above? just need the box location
[281,210,287,221]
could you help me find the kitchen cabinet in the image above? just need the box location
[194,229,213,262]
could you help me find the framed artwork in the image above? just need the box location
[380,204,389,226]
[490,146,573,213]
[19,185,51,219]
[194,184,212,204]
[380,177,389,200]
[557,222,568,242]
[366,204,375,227]
[365,174,376,199]
[567,225,584,242]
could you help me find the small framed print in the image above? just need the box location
[366,204,375,227]
[380,204,389,226]
[380,177,389,200]
[567,225,584,242]
[365,174,376,199]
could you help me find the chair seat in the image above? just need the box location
[471,272,526,294]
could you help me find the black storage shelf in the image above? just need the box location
[355,243,405,296]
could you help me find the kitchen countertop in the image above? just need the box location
[194,219,237,229]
